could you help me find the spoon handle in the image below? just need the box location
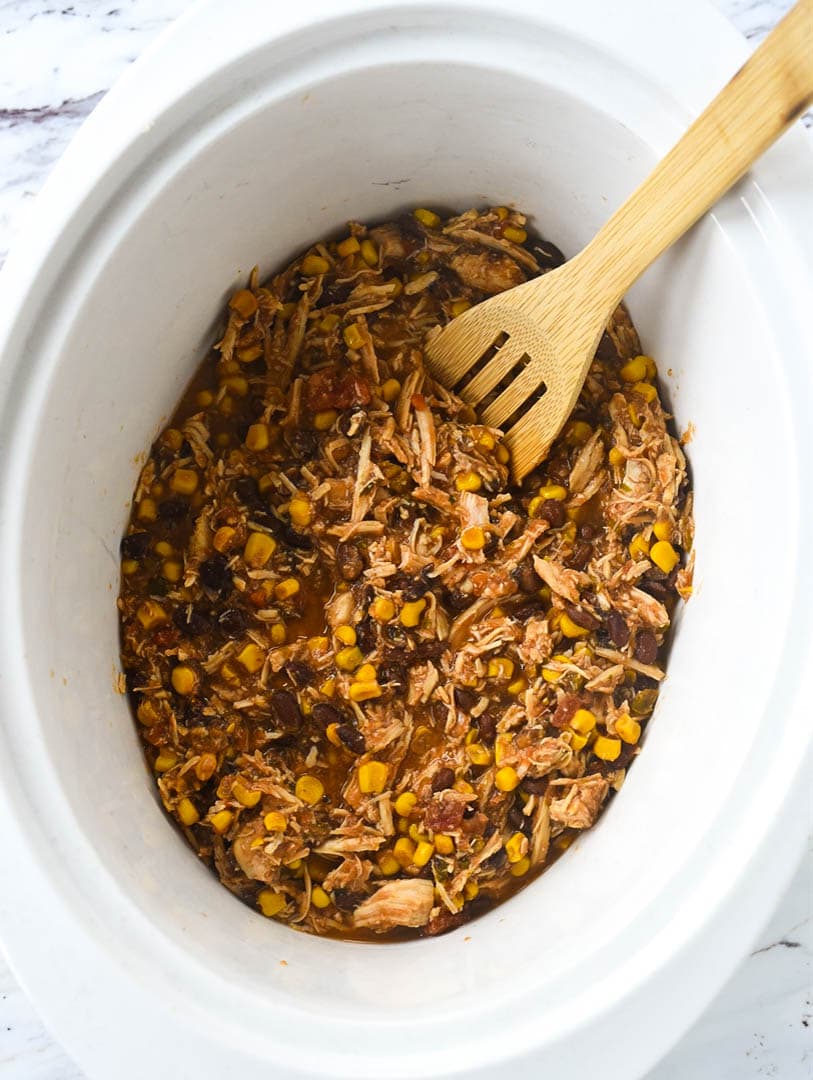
[566,0,813,313]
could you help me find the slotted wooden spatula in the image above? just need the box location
[426,0,813,481]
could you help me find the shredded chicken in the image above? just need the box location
[118,204,693,940]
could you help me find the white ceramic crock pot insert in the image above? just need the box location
[0,1,811,1078]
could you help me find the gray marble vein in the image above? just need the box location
[0,0,810,1077]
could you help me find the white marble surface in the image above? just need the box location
[0,0,810,1077]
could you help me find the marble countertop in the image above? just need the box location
[0,1,810,1077]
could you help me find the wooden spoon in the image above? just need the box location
[425,0,813,481]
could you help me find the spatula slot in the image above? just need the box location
[451,330,508,394]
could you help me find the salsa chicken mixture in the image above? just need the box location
[118,206,693,938]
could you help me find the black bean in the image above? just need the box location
[411,640,449,662]
[444,588,472,612]
[269,690,303,732]
[336,724,366,754]
[336,541,364,582]
[285,429,318,459]
[638,578,669,602]
[514,598,547,622]
[174,606,212,637]
[431,767,455,792]
[453,687,479,712]
[577,524,597,541]
[274,519,313,551]
[507,806,525,831]
[234,476,263,508]
[532,239,566,269]
[634,629,658,665]
[354,618,378,653]
[379,662,407,691]
[332,888,364,913]
[147,576,168,596]
[546,456,571,483]
[539,499,566,528]
[565,602,600,631]
[483,847,507,872]
[569,541,592,570]
[402,570,433,602]
[287,661,315,688]
[218,608,248,636]
[512,558,541,594]
[157,498,189,525]
[311,702,345,728]
[477,712,498,744]
[522,776,549,796]
[199,555,231,595]
[120,531,151,559]
[606,610,630,648]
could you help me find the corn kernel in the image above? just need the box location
[429,835,453,858]
[236,343,263,363]
[616,715,642,744]
[296,775,324,805]
[258,890,286,918]
[302,253,330,276]
[209,809,234,834]
[593,735,622,762]
[538,484,567,501]
[349,680,382,702]
[400,599,427,628]
[464,880,480,900]
[360,239,378,267]
[380,377,401,403]
[644,355,657,379]
[219,661,241,685]
[230,780,260,809]
[466,742,492,766]
[136,600,168,630]
[309,636,329,654]
[449,298,472,319]
[629,533,651,560]
[121,558,139,576]
[487,656,514,680]
[369,596,395,622]
[288,496,312,528]
[236,643,265,674]
[222,375,249,397]
[633,381,658,403]
[507,676,528,696]
[313,409,338,431]
[355,663,377,683]
[196,389,215,407]
[394,792,417,817]
[311,886,331,909]
[559,613,590,639]
[162,559,182,583]
[609,447,626,467]
[324,723,344,748]
[245,423,270,451]
[343,323,365,350]
[154,540,173,557]
[460,525,486,551]
[495,766,520,793]
[620,356,648,383]
[653,519,672,542]
[154,750,178,772]
[319,678,337,701]
[628,403,642,428]
[541,666,561,683]
[336,646,363,672]
[378,853,400,876]
[137,497,157,522]
[527,496,545,518]
[414,207,441,228]
[569,730,589,751]
[455,470,482,492]
[274,577,300,601]
[510,856,531,877]
[650,540,679,574]
[393,837,415,868]
[264,811,287,832]
[571,708,597,734]
[229,289,258,318]
[412,840,435,868]
[318,312,341,333]
[335,625,357,647]
[358,760,388,795]
[502,225,527,244]
[337,235,360,257]
[505,831,527,864]
[177,798,199,826]
[496,444,510,465]
[213,526,237,553]
[270,623,287,645]
[566,420,593,446]
[171,665,197,696]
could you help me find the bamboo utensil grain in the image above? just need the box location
[426,0,813,481]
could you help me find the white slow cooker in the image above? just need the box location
[0,1,811,1077]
